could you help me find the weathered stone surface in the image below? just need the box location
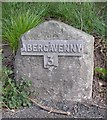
[15,20,94,103]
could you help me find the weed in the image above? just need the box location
[95,67,107,81]
[1,66,32,109]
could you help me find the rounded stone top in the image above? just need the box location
[21,20,94,41]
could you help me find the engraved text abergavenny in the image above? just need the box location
[21,40,83,68]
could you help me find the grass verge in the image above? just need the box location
[2,3,106,53]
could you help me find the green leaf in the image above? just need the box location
[95,68,107,74]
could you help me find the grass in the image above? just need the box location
[2,2,107,53]
[48,3,106,36]
[2,3,49,53]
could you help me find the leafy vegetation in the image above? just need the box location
[1,66,32,109]
[95,68,107,81]
[2,2,106,53]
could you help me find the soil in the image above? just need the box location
[2,35,107,118]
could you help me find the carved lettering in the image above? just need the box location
[49,44,57,52]
[38,44,43,52]
[43,45,49,52]
[27,44,32,51]
[21,44,27,52]
[58,44,64,53]
[64,44,69,52]
[70,44,77,53]
[21,40,83,55]
[21,40,83,68]
[76,44,82,53]
[47,55,54,66]
[33,44,38,51]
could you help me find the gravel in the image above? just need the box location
[2,101,107,119]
